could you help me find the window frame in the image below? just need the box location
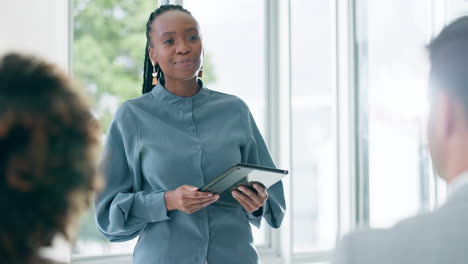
[69,0,449,263]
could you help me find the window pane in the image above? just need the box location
[356,0,433,228]
[446,0,468,20]
[291,0,338,253]
[72,0,158,257]
[183,0,267,246]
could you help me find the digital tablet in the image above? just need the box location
[201,163,288,207]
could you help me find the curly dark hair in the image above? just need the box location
[0,53,101,264]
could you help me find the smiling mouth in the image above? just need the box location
[174,59,195,67]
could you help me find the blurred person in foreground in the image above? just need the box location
[0,53,101,264]
[334,16,468,264]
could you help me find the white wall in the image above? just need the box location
[0,1,72,262]
[0,0,71,71]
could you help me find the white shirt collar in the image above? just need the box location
[448,170,468,197]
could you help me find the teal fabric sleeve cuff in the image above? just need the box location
[129,191,171,223]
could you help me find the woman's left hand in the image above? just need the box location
[232,183,268,213]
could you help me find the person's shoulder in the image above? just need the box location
[335,212,443,264]
[206,89,249,111]
[335,227,405,264]
[207,89,245,104]
[123,92,153,110]
[337,227,392,252]
[345,212,438,245]
[113,93,152,121]
[393,210,437,230]
[394,199,468,244]
[390,207,462,241]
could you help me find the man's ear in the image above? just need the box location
[440,91,456,140]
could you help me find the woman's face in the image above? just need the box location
[148,11,203,82]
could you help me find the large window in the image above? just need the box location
[68,0,461,263]
[290,0,338,253]
[72,0,158,257]
[354,0,444,228]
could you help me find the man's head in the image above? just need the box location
[427,16,468,182]
[0,53,101,263]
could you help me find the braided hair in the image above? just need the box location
[142,4,193,94]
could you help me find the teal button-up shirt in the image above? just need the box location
[95,80,285,264]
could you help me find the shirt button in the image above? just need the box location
[192,145,200,151]
[185,101,190,105]
[188,126,195,131]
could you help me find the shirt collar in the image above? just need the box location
[448,170,468,198]
[150,78,208,109]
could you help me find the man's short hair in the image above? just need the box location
[428,16,468,115]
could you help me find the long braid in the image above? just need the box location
[142,44,152,94]
[142,5,193,94]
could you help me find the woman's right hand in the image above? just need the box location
[164,185,219,214]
